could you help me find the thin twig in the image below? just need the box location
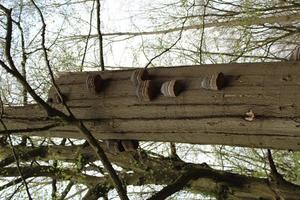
[7,181,26,200]
[80,1,95,71]
[199,0,210,64]
[147,170,197,200]
[0,177,24,191]
[59,181,74,200]
[1,2,128,199]
[144,3,194,68]
[52,160,58,199]
[0,97,32,200]
[0,146,46,168]
[27,2,129,199]
[0,96,32,198]
[267,149,279,176]
[96,0,105,71]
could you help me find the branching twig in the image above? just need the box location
[0,118,32,200]
[144,3,194,68]
[147,170,196,200]
[0,2,129,200]
[0,92,32,199]
[0,177,24,191]
[0,146,45,168]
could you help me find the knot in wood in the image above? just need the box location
[86,74,103,94]
[130,69,149,86]
[201,72,224,91]
[289,46,300,61]
[160,80,181,97]
[135,80,155,101]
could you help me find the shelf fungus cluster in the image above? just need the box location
[161,80,182,97]
[131,69,155,101]
[131,69,225,101]
[200,73,224,91]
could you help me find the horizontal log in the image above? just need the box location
[2,111,300,150]
[2,62,300,150]
[56,62,300,85]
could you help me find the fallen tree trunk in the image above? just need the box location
[2,62,300,150]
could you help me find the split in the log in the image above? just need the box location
[135,80,156,101]
[86,74,103,94]
[289,46,300,61]
[130,69,149,86]
[160,80,182,97]
[105,140,125,153]
[121,140,139,151]
[200,72,224,91]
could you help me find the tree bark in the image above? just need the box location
[1,144,300,200]
[2,62,300,150]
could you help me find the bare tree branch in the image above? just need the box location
[0,147,45,168]
[199,0,210,64]
[0,3,129,199]
[66,12,300,40]
[0,177,24,192]
[83,185,108,200]
[147,171,195,200]
[0,92,32,199]
[52,160,58,199]
[0,120,32,199]
[96,0,105,71]
[144,2,194,68]
[80,1,95,71]
[59,181,74,200]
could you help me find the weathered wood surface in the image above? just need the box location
[3,62,300,150]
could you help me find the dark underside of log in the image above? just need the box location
[2,62,300,150]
